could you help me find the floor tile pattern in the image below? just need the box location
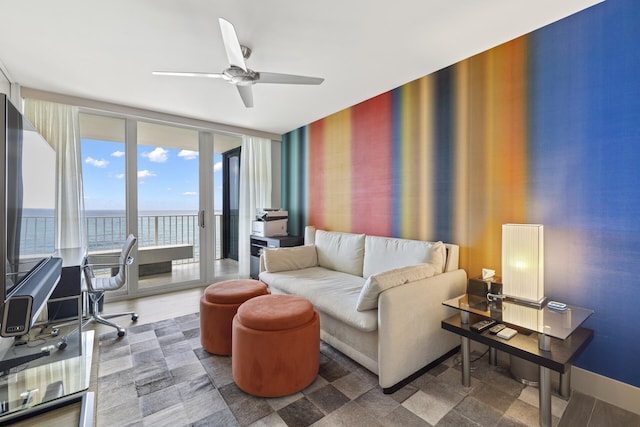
[96,313,572,426]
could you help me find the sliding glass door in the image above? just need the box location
[136,122,201,291]
[79,112,244,298]
[79,114,129,296]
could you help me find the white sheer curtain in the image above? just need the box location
[23,99,86,250]
[238,136,272,276]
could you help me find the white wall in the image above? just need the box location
[0,66,10,96]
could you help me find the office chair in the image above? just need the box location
[81,234,139,337]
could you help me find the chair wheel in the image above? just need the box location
[131,314,138,321]
[117,329,126,337]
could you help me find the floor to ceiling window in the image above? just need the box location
[136,121,201,291]
[78,112,243,299]
[79,113,129,296]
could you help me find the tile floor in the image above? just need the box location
[14,286,640,426]
[96,311,566,426]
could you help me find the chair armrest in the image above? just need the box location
[84,261,125,270]
[83,256,134,273]
[86,253,121,264]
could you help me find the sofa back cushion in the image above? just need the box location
[363,235,446,278]
[263,245,318,273]
[315,230,365,276]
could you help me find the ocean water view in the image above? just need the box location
[19,209,204,258]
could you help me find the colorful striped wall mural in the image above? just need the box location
[281,0,640,389]
[284,39,531,276]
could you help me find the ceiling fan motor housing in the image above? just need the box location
[223,66,259,85]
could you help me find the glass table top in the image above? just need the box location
[0,328,92,420]
[443,294,594,340]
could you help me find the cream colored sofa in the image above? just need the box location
[259,226,467,392]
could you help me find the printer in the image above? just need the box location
[252,208,288,237]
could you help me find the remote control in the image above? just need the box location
[471,319,496,332]
[489,324,506,335]
[547,301,568,311]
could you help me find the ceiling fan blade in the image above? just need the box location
[152,71,225,78]
[219,18,247,71]
[236,85,254,108]
[257,72,324,85]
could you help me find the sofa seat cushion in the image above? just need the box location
[260,267,377,332]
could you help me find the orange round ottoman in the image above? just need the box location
[232,294,320,397]
[200,279,269,355]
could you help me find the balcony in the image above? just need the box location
[19,213,236,286]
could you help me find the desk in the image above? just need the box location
[48,247,87,322]
[441,294,593,427]
[0,328,93,425]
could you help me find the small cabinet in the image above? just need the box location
[250,235,303,279]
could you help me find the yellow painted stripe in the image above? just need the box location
[323,109,352,231]
[453,61,470,269]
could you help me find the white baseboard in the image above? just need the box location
[571,366,640,416]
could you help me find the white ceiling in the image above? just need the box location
[0,0,602,136]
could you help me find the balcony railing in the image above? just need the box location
[19,213,223,261]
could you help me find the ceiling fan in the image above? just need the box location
[152,18,324,108]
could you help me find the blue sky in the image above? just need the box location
[81,139,222,212]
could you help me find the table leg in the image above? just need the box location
[539,365,552,427]
[538,333,551,351]
[489,347,498,366]
[460,311,469,325]
[461,336,471,387]
[560,368,571,399]
[78,294,83,355]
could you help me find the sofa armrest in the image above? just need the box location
[259,253,266,274]
[377,268,467,389]
[261,245,318,273]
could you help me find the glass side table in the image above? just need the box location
[443,293,594,347]
[442,294,594,427]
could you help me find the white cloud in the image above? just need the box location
[138,169,156,179]
[142,147,169,163]
[115,173,125,179]
[182,191,198,196]
[85,156,109,168]
[111,150,125,158]
[178,150,198,160]
[214,161,222,172]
